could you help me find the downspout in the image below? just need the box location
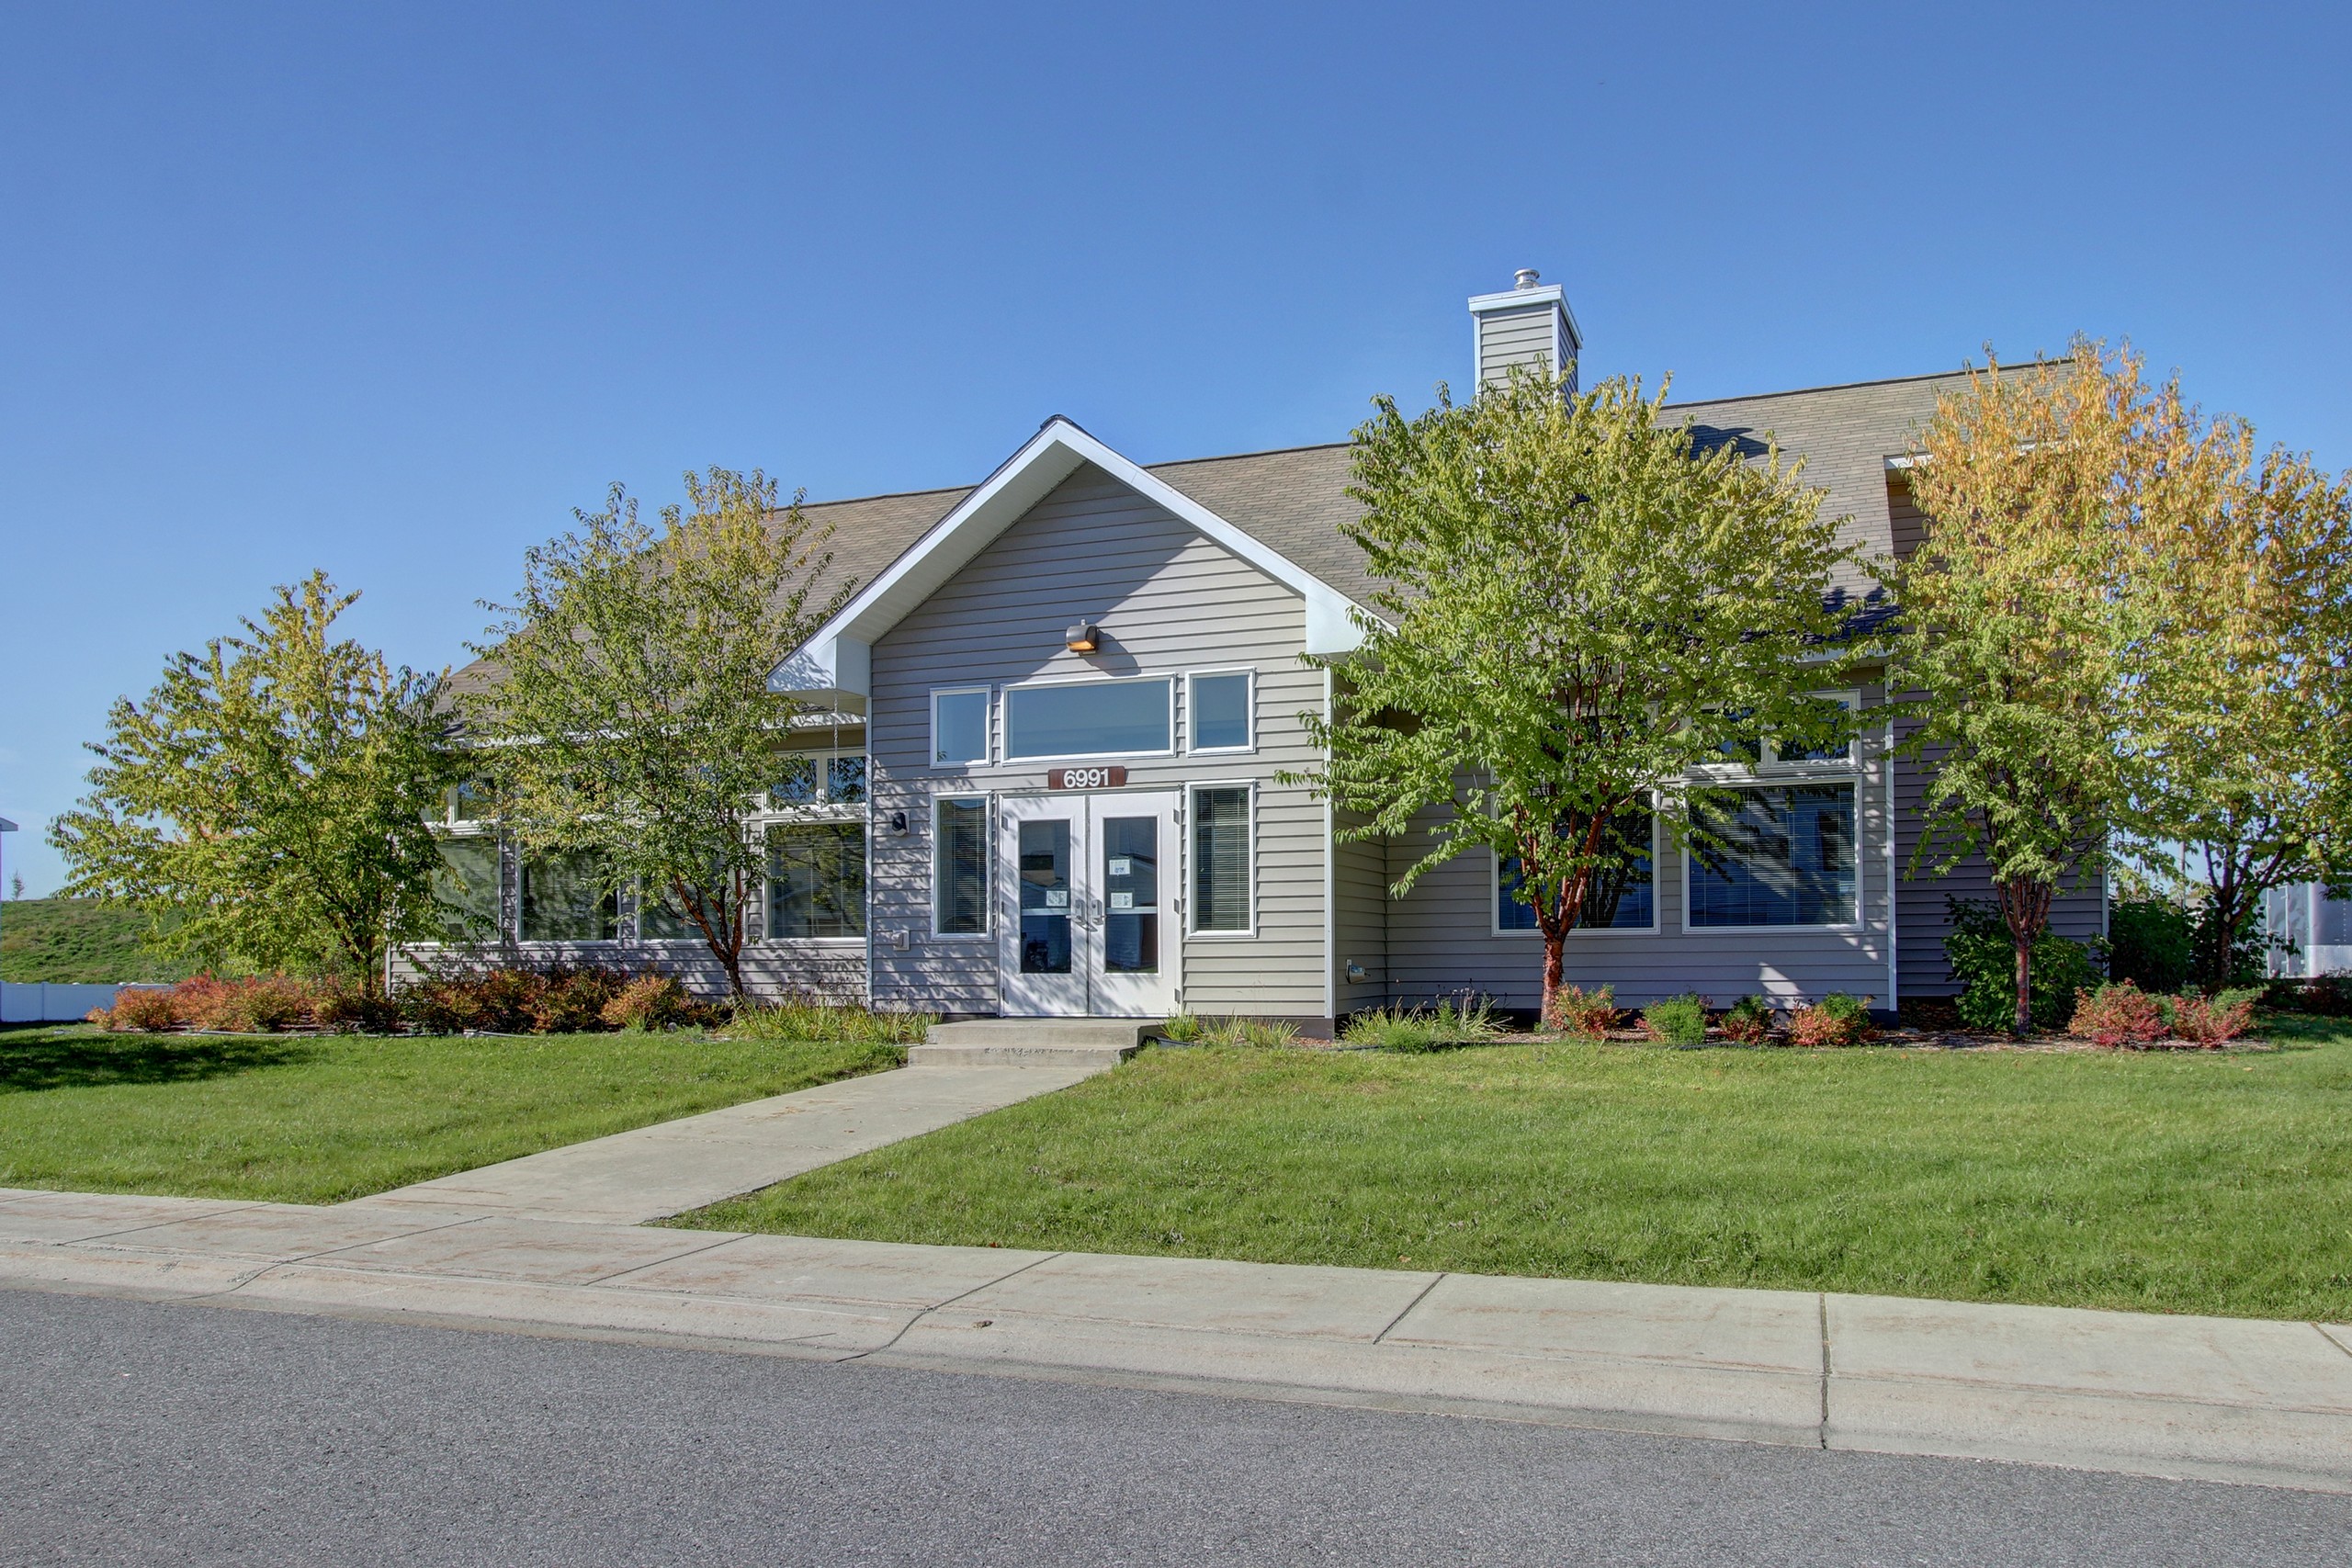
[1321,662,1337,1028]
[1883,715,1898,1011]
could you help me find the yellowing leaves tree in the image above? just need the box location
[1305,370,1862,1025]
[2120,434,2352,989]
[1887,342,2184,1032]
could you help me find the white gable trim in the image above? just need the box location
[774,417,1370,698]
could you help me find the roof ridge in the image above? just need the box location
[1664,368,1970,410]
[779,369,1970,512]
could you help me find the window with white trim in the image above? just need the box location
[1497,811,1657,933]
[766,822,866,939]
[770,749,866,807]
[520,849,618,942]
[1004,677,1172,761]
[1687,784,1859,928]
[1191,785,1252,932]
[431,835,501,941]
[932,688,989,767]
[933,795,989,935]
[1187,671,1253,752]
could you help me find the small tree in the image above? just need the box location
[466,468,853,997]
[1303,371,1860,1023]
[2119,435,2352,989]
[1884,342,2161,1032]
[50,573,457,994]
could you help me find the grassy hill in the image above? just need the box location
[0,899,197,984]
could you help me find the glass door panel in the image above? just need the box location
[1017,818,1072,975]
[1100,816,1159,976]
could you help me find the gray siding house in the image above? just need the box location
[424,274,2103,1028]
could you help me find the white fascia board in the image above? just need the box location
[1466,284,1564,314]
[782,418,1369,697]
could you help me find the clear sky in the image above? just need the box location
[3,2,2346,895]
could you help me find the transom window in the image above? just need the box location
[1004,677,1173,761]
[769,750,865,808]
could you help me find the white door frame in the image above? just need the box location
[998,791,1182,1018]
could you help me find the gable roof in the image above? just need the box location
[447,369,1971,701]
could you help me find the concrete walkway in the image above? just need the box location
[4,1186,2349,1495]
[345,1063,1107,1224]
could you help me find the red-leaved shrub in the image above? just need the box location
[1783,993,1873,1048]
[2169,990,2259,1047]
[600,974,687,1030]
[92,987,178,1032]
[1546,984,1618,1039]
[2068,981,2169,1047]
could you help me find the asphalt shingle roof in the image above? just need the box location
[447,370,1968,691]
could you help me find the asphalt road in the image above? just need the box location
[5,1289,2347,1567]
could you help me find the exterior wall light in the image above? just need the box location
[1065,621,1101,653]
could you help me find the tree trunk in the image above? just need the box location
[1995,875,2053,1034]
[2011,925,2033,1035]
[1541,933,1566,1028]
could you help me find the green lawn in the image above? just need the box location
[683,1018,2352,1322]
[0,1024,900,1203]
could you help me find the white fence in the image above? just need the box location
[0,982,163,1023]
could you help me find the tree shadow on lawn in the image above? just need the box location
[0,1027,320,1093]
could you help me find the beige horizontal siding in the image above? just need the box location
[867,463,1328,1019]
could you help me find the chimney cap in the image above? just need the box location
[1513,268,1541,289]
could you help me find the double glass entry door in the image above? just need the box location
[999,792,1181,1018]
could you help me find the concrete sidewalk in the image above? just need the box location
[4,1186,2348,1495]
[345,1062,1105,1224]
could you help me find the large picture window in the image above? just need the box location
[767,822,866,940]
[1498,813,1656,932]
[933,796,989,935]
[1191,785,1251,933]
[1005,678,1172,761]
[432,837,501,940]
[520,849,618,942]
[1688,784,1858,928]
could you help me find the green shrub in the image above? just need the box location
[1944,898,2099,1031]
[723,998,932,1044]
[2106,898,2194,994]
[1157,1012,1204,1043]
[1719,995,1774,1044]
[1340,998,1501,1052]
[1640,993,1709,1046]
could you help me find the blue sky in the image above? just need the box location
[3,2,2346,895]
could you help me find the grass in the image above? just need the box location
[0,897,198,983]
[0,1023,902,1203]
[681,1016,2352,1322]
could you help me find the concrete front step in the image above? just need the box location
[910,1017,1159,1069]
